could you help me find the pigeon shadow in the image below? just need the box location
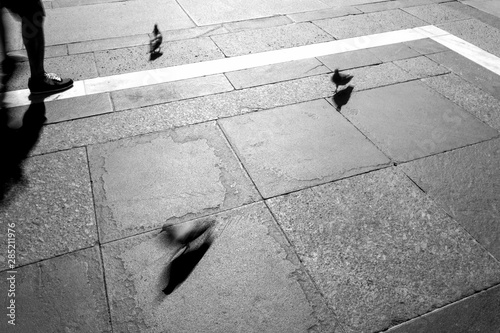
[149,51,163,61]
[333,85,354,111]
[0,102,46,203]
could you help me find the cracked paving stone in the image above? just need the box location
[218,99,391,198]
[266,167,500,333]
[88,121,259,242]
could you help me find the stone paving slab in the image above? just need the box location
[32,74,335,155]
[211,22,334,57]
[266,167,500,333]
[400,138,500,261]
[44,0,194,45]
[318,48,382,71]
[88,121,260,242]
[401,3,471,24]
[94,37,225,77]
[462,0,500,19]
[343,62,416,91]
[367,43,420,62]
[219,99,391,198]
[176,0,328,26]
[102,203,341,332]
[422,73,500,131]
[0,148,97,269]
[386,284,500,333]
[224,58,330,89]
[313,9,426,39]
[287,6,361,23]
[428,50,500,100]
[393,55,450,78]
[341,80,499,162]
[111,74,234,111]
[0,247,111,332]
[6,93,113,125]
[403,38,449,55]
[223,15,293,32]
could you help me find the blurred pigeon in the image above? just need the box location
[333,85,354,111]
[162,221,213,247]
[148,24,163,59]
[331,69,353,93]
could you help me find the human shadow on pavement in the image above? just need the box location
[0,102,46,204]
[333,85,354,111]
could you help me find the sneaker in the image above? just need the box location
[28,72,73,95]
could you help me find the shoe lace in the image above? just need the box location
[44,72,62,82]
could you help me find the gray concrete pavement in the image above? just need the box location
[1,0,500,332]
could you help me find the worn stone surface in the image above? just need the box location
[393,55,450,78]
[422,73,500,131]
[102,203,341,333]
[219,99,390,198]
[287,6,361,22]
[403,38,449,55]
[224,58,330,89]
[94,37,225,76]
[387,284,500,333]
[400,138,500,261]
[428,50,500,100]
[438,18,500,57]
[266,167,500,333]
[344,62,416,91]
[223,15,293,32]
[463,0,500,18]
[44,0,194,45]
[313,9,426,39]
[0,148,97,269]
[448,1,500,30]
[88,121,259,242]
[176,0,328,25]
[5,53,97,91]
[318,48,382,71]
[111,74,234,111]
[211,23,333,57]
[32,74,334,155]
[367,43,420,62]
[341,80,499,162]
[68,34,150,55]
[402,3,471,24]
[0,247,110,332]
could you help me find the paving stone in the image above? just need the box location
[112,74,234,111]
[318,48,382,71]
[386,284,500,333]
[402,3,471,24]
[176,0,328,25]
[88,121,259,242]
[314,9,426,39]
[320,0,395,6]
[438,18,500,57]
[102,203,341,333]
[32,74,334,155]
[446,1,500,31]
[266,167,500,333]
[44,0,194,45]
[422,73,500,131]
[68,34,149,54]
[218,99,390,198]
[287,6,361,22]
[400,138,500,260]
[0,148,97,269]
[403,38,449,55]
[211,23,333,57]
[51,0,123,8]
[460,0,500,20]
[393,55,450,78]
[5,93,113,125]
[355,1,404,13]
[5,53,98,91]
[341,80,499,162]
[344,62,417,91]
[428,50,500,100]
[0,247,111,332]
[223,15,293,32]
[367,43,421,62]
[94,37,225,76]
[224,58,330,89]
[10,44,69,58]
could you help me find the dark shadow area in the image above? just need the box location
[149,51,163,61]
[0,102,46,203]
[333,85,354,111]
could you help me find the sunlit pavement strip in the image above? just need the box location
[2,25,500,108]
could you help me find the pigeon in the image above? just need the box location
[161,220,213,247]
[148,24,163,58]
[331,69,353,93]
[333,85,354,111]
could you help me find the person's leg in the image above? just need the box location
[21,10,45,79]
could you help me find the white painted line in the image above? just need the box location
[3,24,500,109]
[431,34,500,76]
